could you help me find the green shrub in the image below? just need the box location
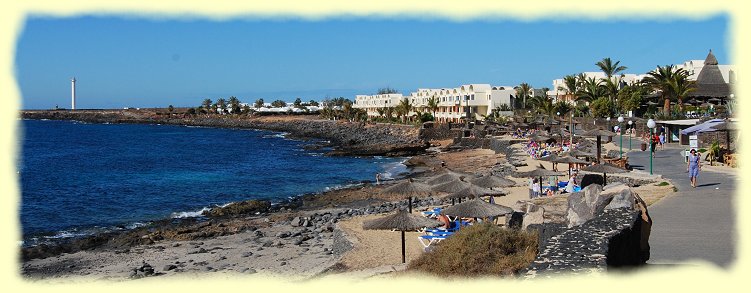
[656,182,669,186]
[408,223,538,277]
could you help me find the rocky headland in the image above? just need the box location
[20,110,428,157]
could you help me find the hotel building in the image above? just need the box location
[353,84,516,123]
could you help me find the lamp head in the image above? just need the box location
[617,116,624,123]
[606,117,611,121]
[647,119,656,129]
[628,120,633,125]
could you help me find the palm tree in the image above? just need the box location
[216,98,227,114]
[516,83,532,109]
[395,99,413,123]
[596,57,628,79]
[202,98,213,112]
[642,65,691,115]
[576,77,605,102]
[254,98,264,109]
[603,78,620,103]
[557,74,579,104]
[669,72,696,112]
[426,96,439,119]
[228,96,240,114]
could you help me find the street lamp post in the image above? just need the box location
[570,112,574,146]
[628,120,633,150]
[618,116,624,159]
[647,119,656,175]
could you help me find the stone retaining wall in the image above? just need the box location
[524,208,644,277]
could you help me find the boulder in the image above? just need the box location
[522,205,544,230]
[603,183,636,210]
[580,174,604,189]
[565,184,614,228]
[290,217,302,227]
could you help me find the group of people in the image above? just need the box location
[528,171,580,199]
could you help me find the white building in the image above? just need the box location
[353,84,516,123]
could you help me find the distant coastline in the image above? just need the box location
[20,109,429,157]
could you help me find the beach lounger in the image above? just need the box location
[420,207,442,218]
[418,233,453,250]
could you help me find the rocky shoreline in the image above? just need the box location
[20,110,429,157]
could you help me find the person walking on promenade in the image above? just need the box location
[659,132,666,150]
[687,149,701,188]
[651,133,660,158]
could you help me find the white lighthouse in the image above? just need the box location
[71,77,76,110]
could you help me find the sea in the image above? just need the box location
[18,119,408,246]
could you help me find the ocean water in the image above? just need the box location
[18,119,407,244]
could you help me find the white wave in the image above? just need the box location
[42,229,91,240]
[170,207,212,218]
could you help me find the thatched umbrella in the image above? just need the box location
[581,128,616,164]
[363,209,442,263]
[443,185,508,204]
[516,167,563,194]
[562,149,597,159]
[432,177,480,205]
[426,170,468,185]
[470,175,516,189]
[580,163,629,185]
[441,199,514,219]
[381,178,433,213]
[553,155,590,176]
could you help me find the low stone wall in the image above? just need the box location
[524,208,644,277]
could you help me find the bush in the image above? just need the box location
[408,223,537,277]
[590,97,615,118]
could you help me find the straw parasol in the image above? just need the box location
[580,163,629,185]
[363,209,442,263]
[470,175,517,189]
[562,149,596,159]
[381,178,433,213]
[443,185,508,203]
[441,199,514,219]
[516,167,564,192]
[581,128,616,164]
[426,170,468,185]
[553,155,590,176]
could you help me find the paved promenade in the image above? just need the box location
[615,138,736,268]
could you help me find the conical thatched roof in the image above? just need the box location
[441,199,514,218]
[689,50,732,98]
[580,163,629,174]
[538,153,559,162]
[381,179,433,198]
[443,185,507,200]
[516,168,563,177]
[432,178,476,194]
[362,209,442,231]
[470,175,516,188]
[426,171,467,185]
[553,155,589,164]
[562,149,597,158]
[581,128,616,137]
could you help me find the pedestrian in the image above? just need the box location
[532,178,541,198]
[651,133,659,158]
[687,149,701,188]
[375,173,381,185]
[659,132,666,150]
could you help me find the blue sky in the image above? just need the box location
[15,15,729,109]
